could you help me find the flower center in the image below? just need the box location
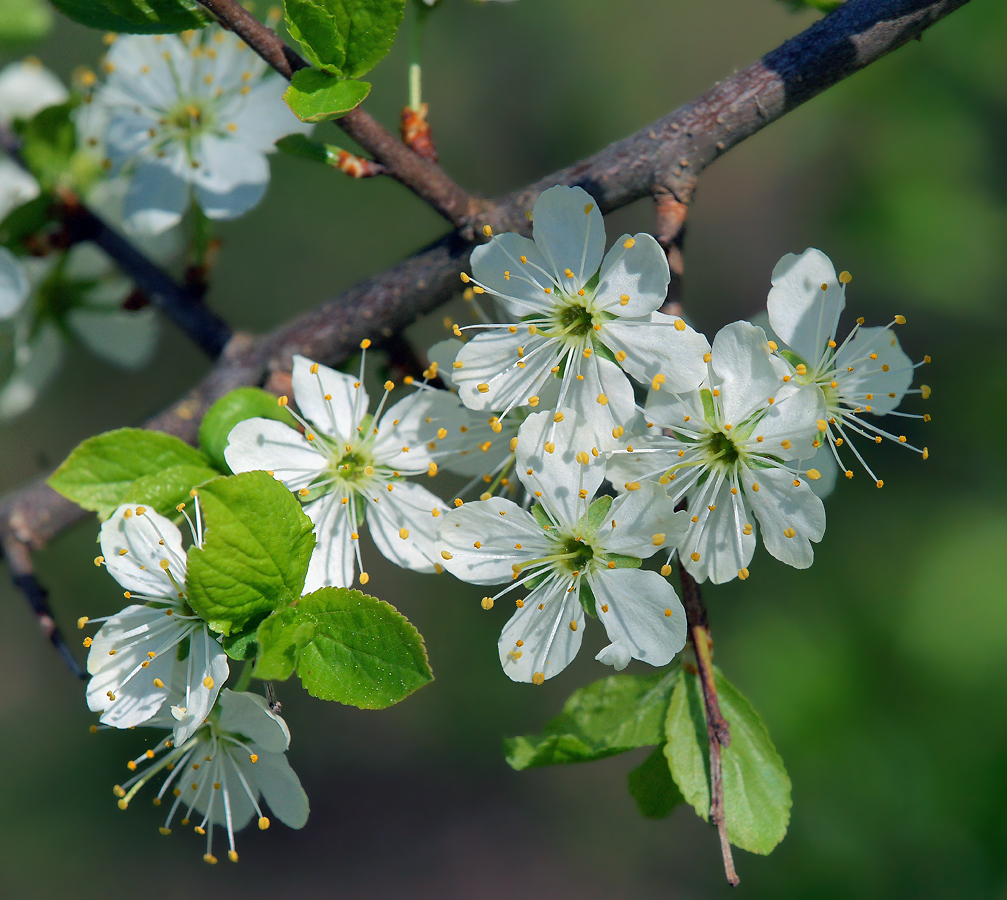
[707,429,740,466]
[166,99,212,135]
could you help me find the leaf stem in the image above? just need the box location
[233,658,255,693]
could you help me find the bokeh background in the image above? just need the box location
[1,0,1005,896]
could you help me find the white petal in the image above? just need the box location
[0,322,63,418]
[372,388,468,472]
[224,418,326,489]
[0,157,40,220]
[804,442,839,500]
[192,133,269,195]
[600,311,710,394]
[453,328,559,413]
[834,326,914,415]
[100,504,186,596]
[0,61,68,123]
[248,750,309,829]
[498,578,585,682]
[562,354,637,453]
[471,232,557,317]
[0,247,29,319]
[426,338,463,389]
[742,467,825,569]
[532,185,606,289]
[218,688,291,753]
[740,383,825,462]
[679,478,756,585]
[122,163,189,235]
[595,641,632,670]
[593,232,669,317]
[302,494,355,591]
[291,354,368,441]
[68,307,159,368]
[367,479,450,574]
[171,627,229,745]
[767,248,844,367]
[514,410,605,525]
[590,569,686,667]
[434,406,517,478]
[712,320,781,426]
[226,76,313,153]
[643,385,705,431]
[604,481,687,558]
[194,177,268,222]
[436,497,548,585]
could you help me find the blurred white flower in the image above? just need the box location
[84,27,313,234]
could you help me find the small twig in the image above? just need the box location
[193,0,480,231]
[654,193,688,315]
[679,563,739,887]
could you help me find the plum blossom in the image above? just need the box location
[449,185,710,451]
[436,411,688,683]
[766,247,930,487]
[82,502,228,744]
[608,321,827,585]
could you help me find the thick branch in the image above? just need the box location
[2,0,969,672]
[193,0,479,230]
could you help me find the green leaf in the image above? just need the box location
[198,387,293,474]
[628,744,685,820]
[253,606,316,681]
[15,101,77,191]
[505,667,679,770]
[283,70,370,123]
[664,666,792,855]
[48,427,214,519]
[777,0,843,12]
[221,629,260,661]
[0,0,53,44]
[275,133,342,166]
[278,587,433,708]
[122,464,219,518]
[185,472,315,635]
[47,0,209,34]
[284,0,405,78]
[0,194,54,249]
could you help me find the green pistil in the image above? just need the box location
[707,430,740,466]
[558,536,595,572]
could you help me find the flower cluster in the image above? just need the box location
[220,187,930,686]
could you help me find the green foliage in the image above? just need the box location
[0,194,54,250]
[254,586,434,709]
[185,472,315,635]
[284,0,406,77]
[48,427,217,519]
[505,668,679,770]
[221,629,261,661]
[628,745,684,820]
[275,133,343,166]
[776,0,843,11]
[47,0,208,34]
[283,70,371,123]
[14,102,77,192]
[664,666,791,855]
[198,387,293,474]
[0,0,53,44]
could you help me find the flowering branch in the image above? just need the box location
[678,564,739,886]
[0,0,968,673]
[193,0,480,231]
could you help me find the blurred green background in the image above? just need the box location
[1,0,1005,896]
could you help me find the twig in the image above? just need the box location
[193,0,479,231]
[679,563,739,887]
[1,0,970,673]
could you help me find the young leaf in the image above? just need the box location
[287,587,432,708]
[221,629,260,661]
[0,194,55,249]
[14,101,77,191]
[253,607,316,681]
[505,667,679,770]
[283,70,370,124]
[0,0,53,44]
[47,0,209,34]
[48,427,214,519]
[628,744,685,820]
[275,133,339,166]
[199,387,293,473]
[186,472,315,635]
[284,0,405,78]
[664,666,792,855]
[123,464,220,518]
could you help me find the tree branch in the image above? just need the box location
[679,564,738,887]
[1,0,969,673]
[193,0,481,231]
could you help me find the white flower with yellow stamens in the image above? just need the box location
[84,26,312,234]
[83,502,228,744]
[767,248,930,486]
[449,185,710,451]
[436,411,688,683]
[608,321,828,585]
[225,351,472,589]
[112,689,308,865]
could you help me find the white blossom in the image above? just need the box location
[84,27,312,234]
[766,247,930,486]
[449,185,710,451]
[436,411,688,683]
[225,350,474,590]
[608,321,828,585]
[83,502,228,744]
[111,689,308,865]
